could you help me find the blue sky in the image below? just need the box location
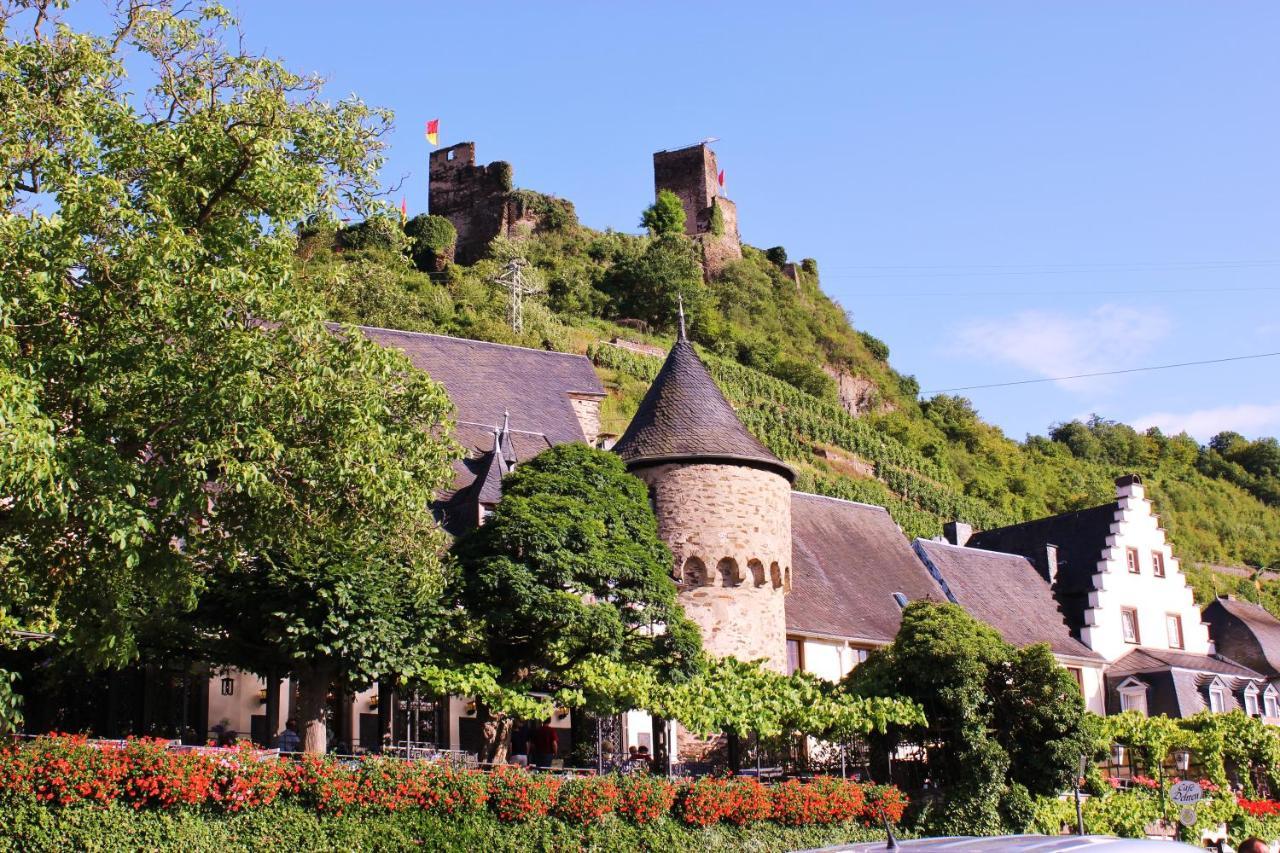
[84,2,1280,441]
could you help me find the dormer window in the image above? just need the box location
[1265,687,1279,718]
[892,592,909,609]
[1209,680,1228,714]
[1244,683,1261,717]
[1118,677,1148,715]
[1126,548,1141,574]
[1152,551,1166,578]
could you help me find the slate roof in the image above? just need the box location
[912,540,1103,661]
[1106,647,1268,717]
[967,503,1118,635]
[1203,596,1280,677]
[787,493,942,644]
[357,326,604,502]
[612,333,793,480]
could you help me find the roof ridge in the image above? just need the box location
[792,491,891,513]
[917,538,1040,561]
[973,501,1118,537]
[356,324,593,362]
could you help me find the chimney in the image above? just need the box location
[1114,473,1144,499]
[943,521,973,546]
[1045,544,1059,585]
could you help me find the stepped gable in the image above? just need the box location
[966,502,1117,634]
[358,327,604,501]
[912,540,1103,661]
[788,493,940,644]
[612,328,793,480]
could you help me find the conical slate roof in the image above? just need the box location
[613,330,794,481]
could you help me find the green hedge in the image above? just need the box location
[0,801,891,852]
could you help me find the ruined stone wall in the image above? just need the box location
[632,461,791,672]
[429,142,513,264]
[653,145,742,276]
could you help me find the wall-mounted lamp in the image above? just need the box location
[1174,748,1191,772]
[1111,743,1127,766]
[220,676,235,696]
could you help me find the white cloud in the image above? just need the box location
[1132,403,1280,441]
[951,305,1172,393]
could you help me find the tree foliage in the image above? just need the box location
[0,0,460,746]
[640,189,686,236]
[846,602,1090,834]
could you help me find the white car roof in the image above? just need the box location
[797,836,1206,852]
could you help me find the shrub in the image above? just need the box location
[809,776,865,823]
[765,246,788,267]
[616,774,676,825]
[722,776,772,826]
[486,765,560,823]
[117,739,212,810]
[863,783,908,825]
[553,775,619,826]
[675,777,730,827]
[771,778,825,826]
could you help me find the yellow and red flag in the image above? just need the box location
[425,118,440,146]
[400,197,407,221]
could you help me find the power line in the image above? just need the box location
[921,351,1280,395]
[843,286,1280,298]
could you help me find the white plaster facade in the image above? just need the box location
[1079,479,1211,662]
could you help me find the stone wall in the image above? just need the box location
[567,393,603,447]
[632,461,791,672]
[653,144,742,277]
[429,142,514,264]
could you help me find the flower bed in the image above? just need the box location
[0,736,906,833]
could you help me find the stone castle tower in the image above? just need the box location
[653,143,743,276]
[612,320,792,671]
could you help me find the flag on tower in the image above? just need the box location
[425,119,440,146]
[400,196,407,221]
[717,169,725,190]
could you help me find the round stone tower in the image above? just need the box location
[612,321,793,672]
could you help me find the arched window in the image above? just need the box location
[717,558,740,587]
[748,559,766,587]
[770,562,783,589]
[682,557,707,587]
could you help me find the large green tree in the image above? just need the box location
[0,0,459,746]
[446,443,702,761]
[847,602,1089,834]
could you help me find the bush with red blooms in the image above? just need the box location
[722,776,773,826]
[1239,797,1280,817]
[486,764,561,823]
[674,777,731,827]
[0,736,911,830]
[771,778,826,826]
[809,775,866,823]
[553,775,620,826]
[862,783,907,825]
[615,774,676,825]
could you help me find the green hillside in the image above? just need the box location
[292,207,1280,587]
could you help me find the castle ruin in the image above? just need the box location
[653,143,742,276]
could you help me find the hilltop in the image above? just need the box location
[291,168,1280,609]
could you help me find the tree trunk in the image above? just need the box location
[477,703,513,766]
[296,664,332,755]
[727,731,741,775]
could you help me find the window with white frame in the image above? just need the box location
[1121,608,1140,644]
[1209,681,1227,713]
[1118,678,1148,715]
[1245,684,1261,717]
[1265,687,1279,718]
[1152,551,1166,577]
[1166,614,1184,649]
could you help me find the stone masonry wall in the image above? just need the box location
[567,393,603,447]
[633,462,791,672]
[429,142,513,264]
[653,145,742,277]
